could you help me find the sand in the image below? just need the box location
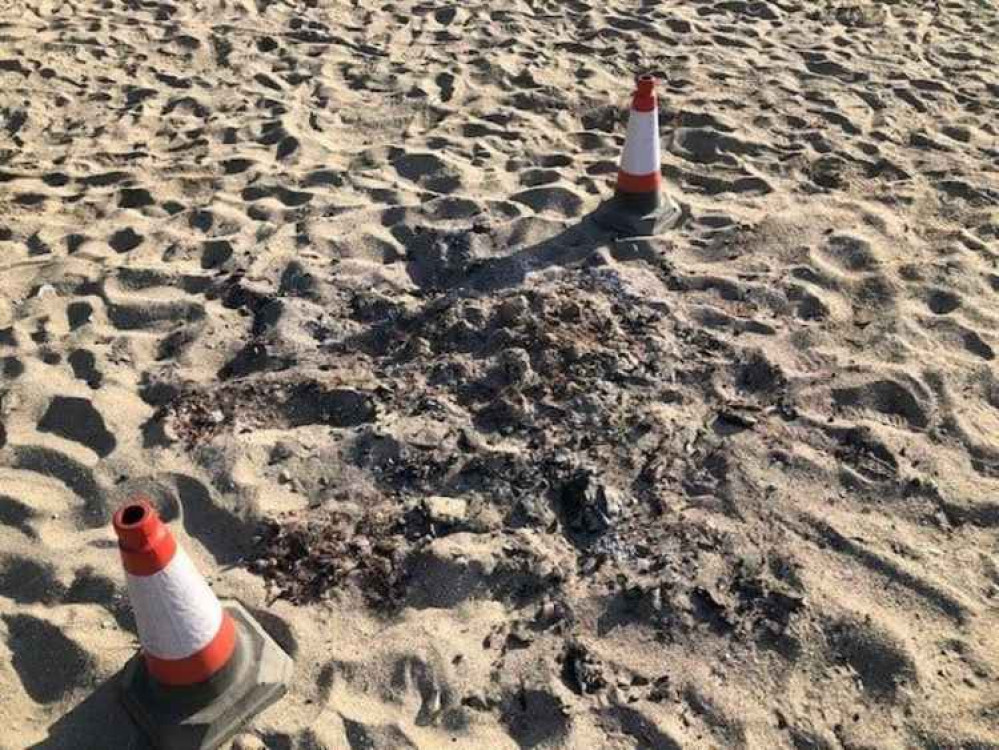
[1,0,998,748]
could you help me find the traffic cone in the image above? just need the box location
[113,498,293,750]
[594,74,682,237]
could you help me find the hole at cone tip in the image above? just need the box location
[120,504,147,526]
[636,75,657,94]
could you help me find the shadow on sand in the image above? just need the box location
[405,209,645,294]
[29,675,150,750]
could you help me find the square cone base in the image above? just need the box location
[593,193,682,238]
[119,601,293,750]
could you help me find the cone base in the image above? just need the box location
[593,193,682,238]
[119,601,293,750]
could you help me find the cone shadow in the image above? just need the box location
[28,675,151,750]
[405,210,617,295]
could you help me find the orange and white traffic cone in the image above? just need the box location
[113,498,292,750]
[594,74,682,237]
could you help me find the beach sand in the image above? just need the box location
[1,0,998,747]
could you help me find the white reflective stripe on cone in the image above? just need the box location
[125,547,224,661]
[619,108,661,177]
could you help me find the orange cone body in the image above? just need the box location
[615,75,663,210]
[594,74,681,236]
[114,501,237,686]
[113,498,293,750]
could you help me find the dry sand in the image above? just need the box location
[1,0,998,748]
